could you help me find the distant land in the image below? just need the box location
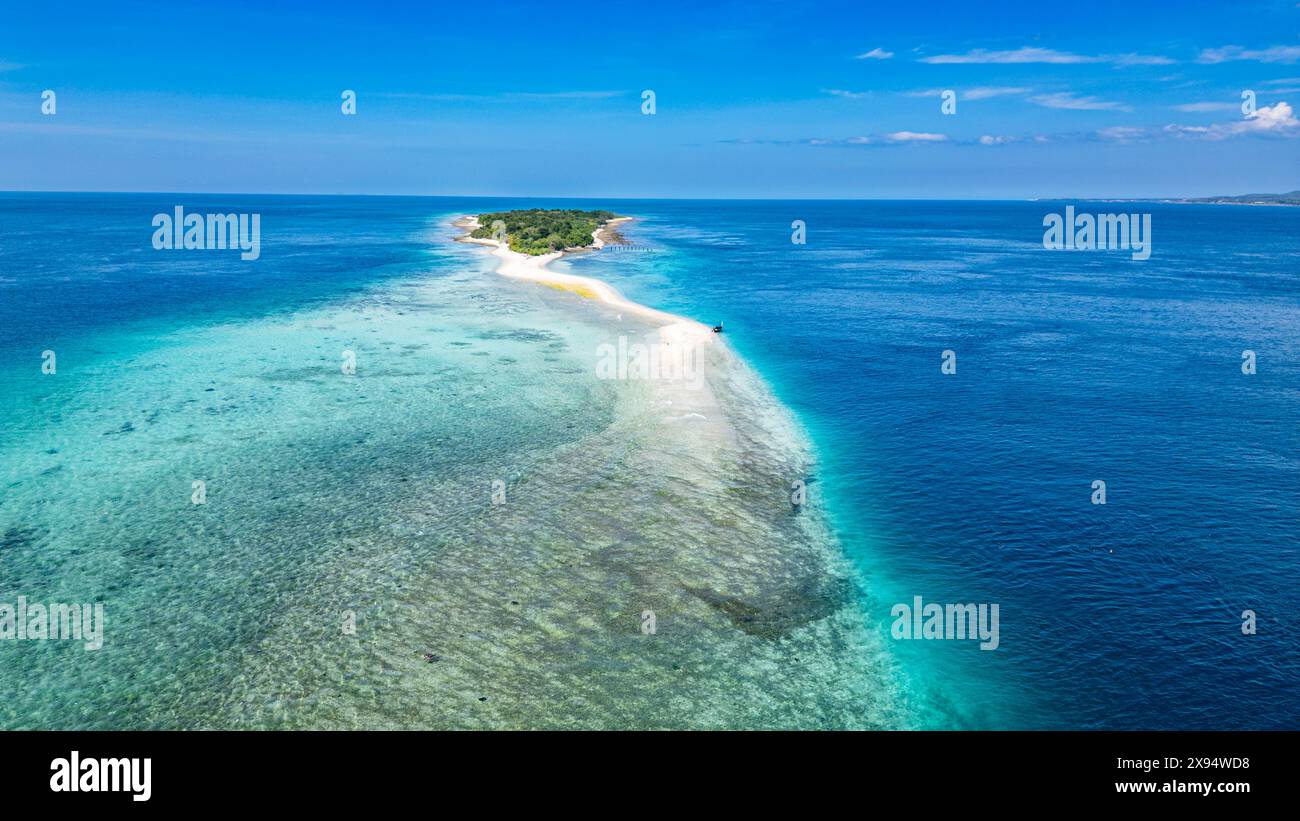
[1179,191,1300,205]
[1075,191,1300,206]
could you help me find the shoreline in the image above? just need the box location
[453,214,715,348]
[444,210,903,728]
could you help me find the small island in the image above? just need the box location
[469,208,624,255]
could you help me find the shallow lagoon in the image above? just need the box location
[0,198,900,728]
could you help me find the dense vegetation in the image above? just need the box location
[471,208,621,255]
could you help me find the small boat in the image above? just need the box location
[712,322,724,333]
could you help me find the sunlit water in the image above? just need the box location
[2,195,1296,729]
[569,199,1300,729]
[0,195,900,729]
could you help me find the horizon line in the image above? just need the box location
[0,188,1288,202]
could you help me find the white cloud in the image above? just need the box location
[741,101,1298,153]
[1029,92,1131,111]
[785,131,951,147]
[906,86,1029,100]
[886,131,947,142]
[1240,100,1300,131]
[922,47,1094,64]
[378,90,623,102]
[1172,101,1239,112]
[1161,124,1208,137]
[919,46,1172,65]
[965,86,1032,100]
[509,90,624,99]
[1165,102,1300,139]
[856,47,894,60]
[1199,45,1300,64]
[823,88,871,99]
[1097,126,1148,142]
[1112,53,1177,66]
[1107,52,1180,66]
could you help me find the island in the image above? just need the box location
[469,208,626,255]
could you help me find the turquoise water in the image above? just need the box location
[0,195,899,729]
[2,195,1296,729]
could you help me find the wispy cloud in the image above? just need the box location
[919,46,1173,65]
[823,88,872,99]
[839,132,948,144]
[921,47,1092,64]
[726,99,1299,151]
[1096,126,1149,143]
[722,130,948,147]
[1098,102,1300,142]
[0,60,22,72]
[376,92,479,102]
[855,47,893,60]
[508,90,625,100]
[1257,77,1300,92]
[1029,92,1131,111]
[1111,53,1178,66]
[906,86,1030,100]
[885,131,947,142]
[1172,101,1239,112]
[728,131,1073,148]
[1198,45,1300,64]
[964,86,1032,100]
[376,90,625,102]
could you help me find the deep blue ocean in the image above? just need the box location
[574,198,1300,729]
[1,193,1296,729]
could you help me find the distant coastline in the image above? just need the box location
[1061,190,1300,207]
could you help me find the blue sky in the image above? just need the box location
[1,0,1297,198]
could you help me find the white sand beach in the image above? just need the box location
[455,215,715,351]
[436,212,896,730]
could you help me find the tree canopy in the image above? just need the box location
[471,208,621,255]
